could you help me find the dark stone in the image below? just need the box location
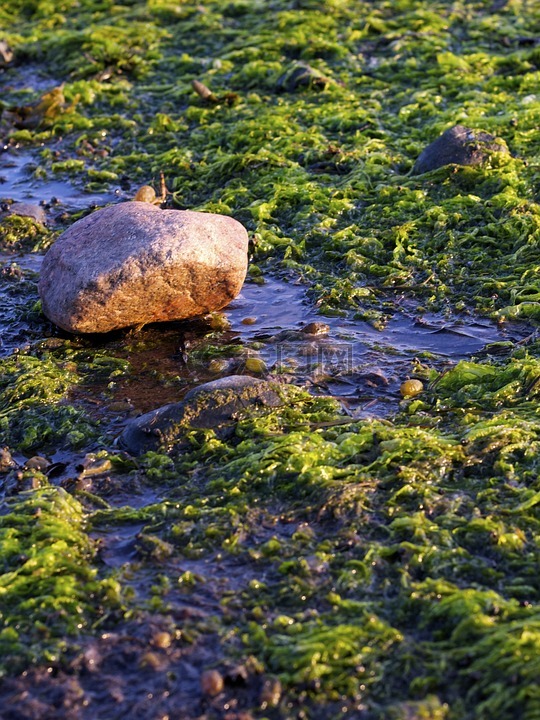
[413,125,508,174]
[120,376,282,455]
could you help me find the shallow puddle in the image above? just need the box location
[222,278,528,415]
[0,148,122,210]
[227,276,520,359]
[0,253,529,420]
[95,275,528,419]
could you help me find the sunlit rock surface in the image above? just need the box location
[38,202,249,333]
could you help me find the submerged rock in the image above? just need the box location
[200,669,224,697]
[24,455,50,471]
[302,321,330,336]
[413,125,509,174]
[120,375,282,455]
[38,202,249,333]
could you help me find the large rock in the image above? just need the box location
[38,202,249,333]
[413,125,508,174]
[120,376,283,455]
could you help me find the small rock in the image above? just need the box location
[277,63,330,92]
[0,447,16,473]
[38,338,67,350]
[208,358,232,374]
[24,455,50,471]
[120,375,282,455]
[356,370,389,387]
[0,40,13,67]
[243,357,267,373]
[38,202,249,334]
[400,379,424,398]
[134,185,156,203]
[207,312,231,331]
[201,669,224,697]
[413,125,509,174]
[152,631,172,649]
[6,202,47,224]
[139,651,166,671]
[77,454,112,477]
[181,374,281,412]
[302,321,330,336]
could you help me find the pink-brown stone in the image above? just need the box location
[38,202,249,333]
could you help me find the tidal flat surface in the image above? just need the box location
[0,249,528,416]
[1,1,540,719]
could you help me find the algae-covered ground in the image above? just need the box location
[1,1,540,718]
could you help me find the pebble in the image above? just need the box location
[77,455,112,477]
[208,358,231,374]
[24,455,50,471]
[244,357,267,373]
[302,321,330,336]
[0,447,16,473]
[207,312,231,331]
[134,185,156,203]
[151,631,172,649]
[400,379,424,398]
[200,669,224,696]
[277,62,330,92]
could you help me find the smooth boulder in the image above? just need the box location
[120,376,283,455]
[413,125,508,174]
[38,202,249,333]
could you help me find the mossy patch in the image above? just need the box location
[0,486,121,676]
[0,346,130,451]
[0,215,55,252]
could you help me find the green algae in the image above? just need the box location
[0,352,89,450]
[0,215,55,253]
[0,344,131,451]
[72,357,536,714]
[1,0,540,717]
[0,486,121,676]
